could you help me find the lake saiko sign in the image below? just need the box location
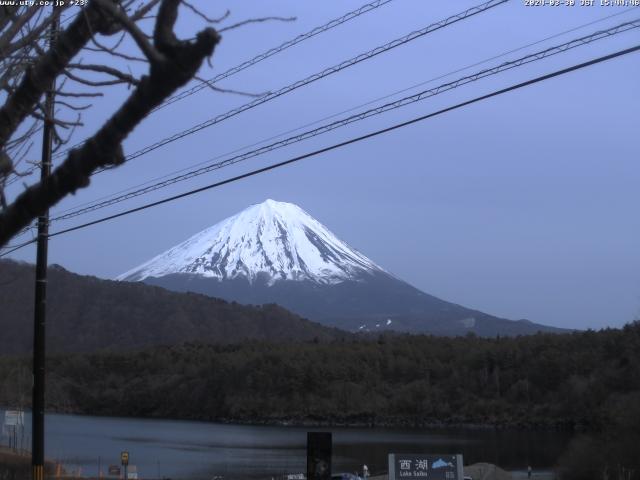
[388,454,463,480]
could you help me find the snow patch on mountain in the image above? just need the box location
[460,317,476,328]
[117,199,385,285]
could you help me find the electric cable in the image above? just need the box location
[44,44,640,240]
[48,6,637,219]
[3,41,634,257]
[155,0,396,112]
[48,0,396,161]
[87,0,509,173]
[48,19,640,223]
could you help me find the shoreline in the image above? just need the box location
[2,406,581,432]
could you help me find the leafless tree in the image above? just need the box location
[0,0,280,247]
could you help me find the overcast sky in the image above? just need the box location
[5,0,640,330]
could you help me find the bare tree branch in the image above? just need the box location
[55,99,92,111]
[63,67,137,87]
[93,0,163,63]
[0,6,18,33]
[29,108,83,128]
[181,2,230,24]
[52,115,81,152]
[55,90,104,98]
[0,0,221,246]
[0,7,68,58]
[129,0,162,22]
[194,75,266,98]
[83,43,148,62]
[68,62,140,85]
[0,2,111,150]
[0,6,39,53]
[218,16,295,33]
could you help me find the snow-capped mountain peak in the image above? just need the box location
[117,199,385,285]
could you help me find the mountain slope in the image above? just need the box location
[143,272,563,336]
[118,199,384,285]
[0,259,346,354]
[119,200,564,337]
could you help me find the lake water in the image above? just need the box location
[1,410,573,479]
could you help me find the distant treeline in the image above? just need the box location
[2,322,640,433]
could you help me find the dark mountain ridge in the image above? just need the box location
[145,270,567,336]
[0,259,346,354]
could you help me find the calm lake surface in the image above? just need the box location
[1,410,573,479]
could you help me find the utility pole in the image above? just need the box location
[32,8,58,480]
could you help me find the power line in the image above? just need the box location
[49,0,395,162]
[155,0,396,112]
[0,224,35,249]
[90,0,508,173]
[3,43,638,255]
[0,237,38,257]
[48,19,640,223]
[5,0,504,190]
[19,43,636,247]
[48,7,637,220]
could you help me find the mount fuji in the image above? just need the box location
[118,199,562,336]
[119,199,384,286]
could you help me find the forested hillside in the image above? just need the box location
[0,260,346,353]
[1,323,639,431]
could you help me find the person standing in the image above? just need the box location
[362,465,369,480]
[527,465,532,479]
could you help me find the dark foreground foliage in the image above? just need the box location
[557,431,640,480]
[2,324,640,478]
[2,323,639,431]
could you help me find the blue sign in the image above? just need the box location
[388,454,463,480]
